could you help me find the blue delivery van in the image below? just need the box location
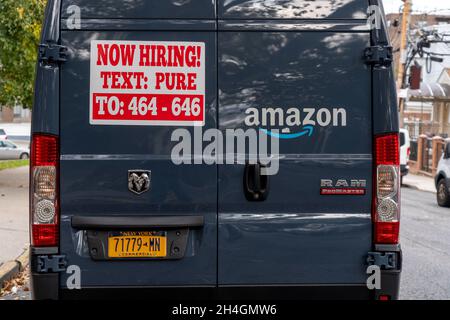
[30,0,401,299]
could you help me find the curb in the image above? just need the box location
[0,248,29,288]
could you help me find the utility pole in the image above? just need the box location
[397,0,412,127]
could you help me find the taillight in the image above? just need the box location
[407,147,410,158]
[30,134,59,247]
[373,133,400,244]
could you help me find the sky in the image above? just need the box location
[383,0,450,15]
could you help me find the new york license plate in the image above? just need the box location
[107,231,167,258]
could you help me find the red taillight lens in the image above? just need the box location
[407,147,410,158]
[374,222,399,244]
[373,133,400,245]
[31,134,58,166]
[31,134,59,247]
[32,224,59,247]
[374,133,399,166]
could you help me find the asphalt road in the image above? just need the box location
[399,187,450,299]
[1,185,449,300]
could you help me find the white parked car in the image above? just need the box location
[0,140,29,160]
[435,140,450,207]
[0,128,7,140]
[400,128,410,184]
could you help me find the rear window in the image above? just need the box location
[400,132,405,146]
[0,129,5,135]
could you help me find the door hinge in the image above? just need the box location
[38,42,67,65]
[366,251,397,270]
[36,255,67,273]
[364,45,393,67]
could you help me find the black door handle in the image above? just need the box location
[243,162,270,201]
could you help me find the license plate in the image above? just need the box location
[107,231,167,258]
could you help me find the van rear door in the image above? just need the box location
[217,0,374,285]
[58,0,217,287]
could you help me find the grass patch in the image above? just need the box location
[0,159,29,171]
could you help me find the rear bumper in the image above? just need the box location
[59,285,373,300]
[30,272,59,300]
[376,269,401,300]
[30,279,401,300]
[30,247,402,300]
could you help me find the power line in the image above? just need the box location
[409,9,450,14]
[423,51,450,57]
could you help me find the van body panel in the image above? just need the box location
[61,19,217,31]
[218,20,370,32]
[59,30,218,287]
[61,0,216,19]
[369,0,399,135]
[372,68,399,134]
[218,30,372,284]
[218,0,368,20]
[32,0,61,135]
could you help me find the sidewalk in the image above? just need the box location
[0,166,29,266]
[402,173,436,193]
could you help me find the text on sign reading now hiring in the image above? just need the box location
[89,40,206,126]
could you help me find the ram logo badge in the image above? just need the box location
[128,170,151,195]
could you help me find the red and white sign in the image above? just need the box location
[90,40,205,126]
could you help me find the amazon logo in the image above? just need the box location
[244,107,347,139]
